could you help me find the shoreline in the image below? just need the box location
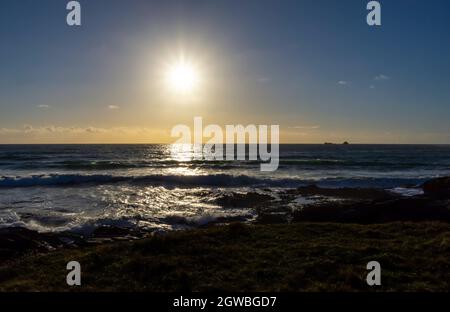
[1,176,449,291]
[1,177,450,261]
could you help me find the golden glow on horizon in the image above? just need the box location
[165,58,200,94]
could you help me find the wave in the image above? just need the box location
[0,174,128,187]
[0,173,428,189]
[0,209,256,234]
[278,159,441,169]
[0,173,296,188]
[0,159,255,170]
[1,157,444,171]
[316,177,426,189]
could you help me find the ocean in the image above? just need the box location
[1,144,449,233]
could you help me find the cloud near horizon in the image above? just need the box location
[0,125,171,144]
[289,125,320,130]
[374,74,390,81]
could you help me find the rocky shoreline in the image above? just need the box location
[1,176,450,262]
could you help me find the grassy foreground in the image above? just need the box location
[1,222,449,292]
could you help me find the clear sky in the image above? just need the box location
[1,0,450,144]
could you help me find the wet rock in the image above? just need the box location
[287,185,396,201]
[160,215,189,225]
[216,192,274,208]
[197,215,252,228]
[423,177,450,198]
[151,229,168,237]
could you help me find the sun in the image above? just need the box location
[165,59,200,94]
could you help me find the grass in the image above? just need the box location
[0,222,449,292]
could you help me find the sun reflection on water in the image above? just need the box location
[169,144,203,162]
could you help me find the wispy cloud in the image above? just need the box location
[0,125,172,144]
[374,74,390,81]
[338,80,348,85]
[0,125,167,136]
[37,105,50,109]
[290,125,320,130]
[369,85,376,89]
[108,105,120,110]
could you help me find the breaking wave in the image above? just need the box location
[0,173,427,189]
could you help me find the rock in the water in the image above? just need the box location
[423,177,450,197]
[289,184,396,200]
[216,192,274,208]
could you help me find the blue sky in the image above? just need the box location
[1,0,450,143]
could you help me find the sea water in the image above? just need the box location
[1,144,449,233]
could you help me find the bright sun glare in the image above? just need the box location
[165,59,200,94]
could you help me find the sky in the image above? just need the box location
[1,0,450,144]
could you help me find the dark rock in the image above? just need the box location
[292,197,450,224]
[256,213,288,224]
[216,192,274,208]
[289,185,396,201]
[85,238,114,245]
[0,227,63,260]
[92,226,133,238]
[423,177,450,198]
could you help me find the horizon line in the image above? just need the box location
[1,143,450,146]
